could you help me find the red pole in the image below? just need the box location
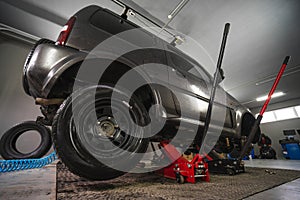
[259,56,290,116]
[239,56,290,159]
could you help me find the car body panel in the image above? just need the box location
[26,44,86,98]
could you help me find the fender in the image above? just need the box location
[26,43,86,98]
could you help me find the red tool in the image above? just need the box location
[158,141,209,184]
[157,23,230,184]
[239,56,290,158]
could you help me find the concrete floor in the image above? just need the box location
[0,159,299,200]
[0,162,57,200]
[245,159,300,171]
[245,178,300,200]
[243,159,300,200]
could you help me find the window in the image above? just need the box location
[294,106,300,117]
[256,105,300,124]
[260,111,276,123]
[274,107,297,121]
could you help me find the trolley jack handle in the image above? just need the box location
[239,56,290,159]
[197,23,230,146]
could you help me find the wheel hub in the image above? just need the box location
[95,117,118,138]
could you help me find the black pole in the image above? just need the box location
[200,23,230,146]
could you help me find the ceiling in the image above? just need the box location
[0,0,299,110]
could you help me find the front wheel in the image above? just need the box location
[52,86,149,180]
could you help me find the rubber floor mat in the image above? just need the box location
[57,162,300,200]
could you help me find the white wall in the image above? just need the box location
[0,35,42,155]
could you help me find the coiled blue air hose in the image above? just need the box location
[0,151,57,173]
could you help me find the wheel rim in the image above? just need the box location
[69,95,145,165]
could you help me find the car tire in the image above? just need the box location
[241,113,261,143]
[0,121,52,160]
[52,86,149,180]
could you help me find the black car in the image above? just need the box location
[21,4,260,180]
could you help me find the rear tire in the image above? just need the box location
[52,86,149,180]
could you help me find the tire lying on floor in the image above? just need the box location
[0,121,52,160]
[52,86,149,180]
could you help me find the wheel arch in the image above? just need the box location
[47,58,161,114]
[41,55,86,98]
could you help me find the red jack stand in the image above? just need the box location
[157,141,210,184]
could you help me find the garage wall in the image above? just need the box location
[251,99,300,159]
[0,35,42,155]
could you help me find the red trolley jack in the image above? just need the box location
[155,23,229,184]
[157,141,210,184]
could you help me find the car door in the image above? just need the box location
[166,46,210,121]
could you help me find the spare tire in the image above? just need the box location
[0,121,52,160]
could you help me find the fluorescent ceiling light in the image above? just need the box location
[168,0,189,19]
[256,92,285,102]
